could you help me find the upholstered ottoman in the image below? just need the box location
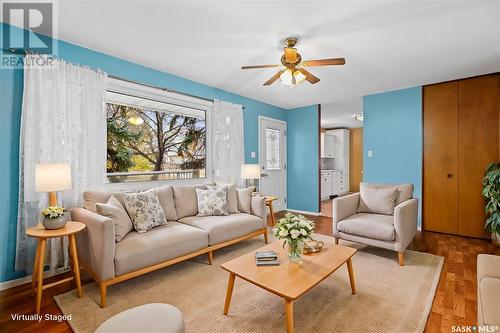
[95,303,185,333]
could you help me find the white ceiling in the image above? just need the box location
[38,1,500,108]
[321,97,363,129]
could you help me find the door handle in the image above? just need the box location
[261,173,269,177]
[447,173,453,179]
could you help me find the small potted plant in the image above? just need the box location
[41,206,67,230]
[273,213,315,262]
[482,162,500,245]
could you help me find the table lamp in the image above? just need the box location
[241,164,260,190]
[35,163,72,206]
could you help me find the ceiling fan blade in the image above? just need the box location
[299,68,320,84]
[263,70,285,86]
[241,64,280,69]
[284,47,297,63]
[302,58,346,67]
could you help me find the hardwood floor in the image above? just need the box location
[1,208,498,333]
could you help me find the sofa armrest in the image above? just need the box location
[70,207,116,281]
[394,198,418,252]
[477,254,500,281]
[250,196,267,225]
[332,193,360,236]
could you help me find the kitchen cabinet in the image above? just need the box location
[320,133,335,158]
[320,171,333,200]
[332,170,346,195]
[325,129,350,195]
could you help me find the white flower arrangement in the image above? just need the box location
[42,206,65,218]
[273,212,315,243]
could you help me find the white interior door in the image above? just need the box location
[259,116,286,211]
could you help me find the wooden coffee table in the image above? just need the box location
[221,240,357,333]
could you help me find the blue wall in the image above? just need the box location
[0,23,288,283]
[287,105,320,214]
[363,87,423,224]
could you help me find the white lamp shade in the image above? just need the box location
[35,163,72,192]
[241,164,260,180]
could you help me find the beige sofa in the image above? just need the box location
[71,184,268,308]
[477,254,500,327]
[332,184,418,266]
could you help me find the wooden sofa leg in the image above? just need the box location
[100,283,107,308]
[208,251,213,265]
[264,229,269,244]
[335,238,339,245]
[398,251,405,266]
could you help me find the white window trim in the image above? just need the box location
[104,77,213,190]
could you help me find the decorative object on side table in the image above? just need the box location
[303,239,325,254]
[41,206,67,229]
[482,162,500,245]
[273,212,315,262]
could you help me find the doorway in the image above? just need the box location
[259,116,287,212]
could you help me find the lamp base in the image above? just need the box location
[48,192,58,206]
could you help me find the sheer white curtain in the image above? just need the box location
[16,55,108,273]
[211,100,245,186]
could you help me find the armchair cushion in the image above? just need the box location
[337,213,395,241]
[358,184,398,215]
[360,183,414,205]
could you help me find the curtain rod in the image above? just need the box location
[4,48,245,109]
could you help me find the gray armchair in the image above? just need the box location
[332,184,418,266]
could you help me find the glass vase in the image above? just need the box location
[287,239,303,262]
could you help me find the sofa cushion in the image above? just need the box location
[337,213,395,241]
[154,185,178,221]
[213,183,239,213]
[478,277,500,326]
[361,183,414,206]
[196,187,229,216]
[114,222,208,276]
[236,186,255,214]
[84,191,127,212]
[178,213,264,245]
[358,184,398,215]
[172,185,206,219]
[96,195,133,242]
[123,190,167,233]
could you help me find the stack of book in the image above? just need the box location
[255,251,279,266]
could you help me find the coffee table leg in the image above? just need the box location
[35,238,46,314]
[223,273,236,315]
[284,298,294,333]
[346,257,356,295]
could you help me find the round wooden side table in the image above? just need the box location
[26,221,86,314]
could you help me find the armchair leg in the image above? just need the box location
[335,238,339,245]
[398,251,405,266]
[263,229,269,244]
[208,251,213,265]
[99,283,107,308]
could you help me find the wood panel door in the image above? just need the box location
[423,81,459,234]
[457,74,499,238]
[349,127,363,192]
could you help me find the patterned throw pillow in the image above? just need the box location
[196,187,229,216]
[123,189,167,233]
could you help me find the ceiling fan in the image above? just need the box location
[241,37,345,87]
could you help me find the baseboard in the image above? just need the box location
[286,209,321,216]
[0,267,70,291]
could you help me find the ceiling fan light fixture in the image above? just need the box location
[293,70,306,84]
[280,68,294,87]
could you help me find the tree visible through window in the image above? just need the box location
[106,92,206,183]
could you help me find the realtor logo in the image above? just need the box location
[2,2,53,52]
[1,2,57,68]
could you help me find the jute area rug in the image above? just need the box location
[55,234,443,333]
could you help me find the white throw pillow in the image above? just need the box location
[196,187,229,216]
[357,184,398,215]
[96,195,133,242]
[123,189,167,233]
[210,183,239,214]
[236,186,255,214]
